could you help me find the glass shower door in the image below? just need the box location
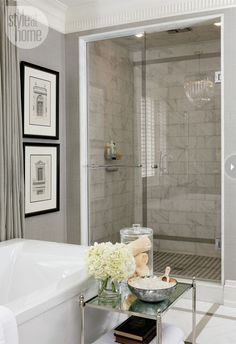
[145,27,221,281]
[87,35,145,244]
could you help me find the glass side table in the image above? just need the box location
[80,277,196,344]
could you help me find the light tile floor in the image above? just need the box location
[164,298,236,343]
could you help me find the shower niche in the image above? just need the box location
[86,18,221,282]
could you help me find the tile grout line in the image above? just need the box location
[175,303,220,343]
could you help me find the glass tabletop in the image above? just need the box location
[85,282,192,320]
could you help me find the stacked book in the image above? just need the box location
[114,316,156,344]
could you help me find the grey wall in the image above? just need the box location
[65,8,236,282]
[19,28,67,243]
[65,34,80,244]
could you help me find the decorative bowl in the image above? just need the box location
[127,275,177,303]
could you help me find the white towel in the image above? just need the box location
[0,306,18,344]
[93,322,184,344]
[159,322,185,344]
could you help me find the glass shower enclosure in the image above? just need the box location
[86,19,221,281]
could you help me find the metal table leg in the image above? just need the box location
[156,310,162,344]
[192,277,197,344]
[79,295,85,344]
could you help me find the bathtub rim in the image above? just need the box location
[0,239,96,325]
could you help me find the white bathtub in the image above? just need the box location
[0,239,124,344]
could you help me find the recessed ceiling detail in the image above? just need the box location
[17,0,236,34]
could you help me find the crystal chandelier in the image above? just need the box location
[184,54,214,107]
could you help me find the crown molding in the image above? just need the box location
[65,0,236,33]
[16,0,236,34]
[17,0,67,33]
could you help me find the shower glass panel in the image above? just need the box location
[87,35,145,244]
[86,20,221,281]
[145,23,221,281]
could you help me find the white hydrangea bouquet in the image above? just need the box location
[87,242,135,298]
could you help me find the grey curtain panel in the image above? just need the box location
[0,0,25,240]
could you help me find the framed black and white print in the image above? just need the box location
[21,62,59,139]
[24,143,60,217]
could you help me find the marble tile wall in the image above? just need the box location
[88,40,137,243]
[141,39,221,257]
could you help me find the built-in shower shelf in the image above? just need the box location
[88,164,142,170]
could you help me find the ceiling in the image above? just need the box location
[110,20,221,51]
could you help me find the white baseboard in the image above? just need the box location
[177,278,224,304]
[197,281,224,304]
[224,280,236,307]
[178,279,236,307]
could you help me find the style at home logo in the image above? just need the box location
[6,6,48,49]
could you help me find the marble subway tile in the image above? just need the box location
[188,162,205,174]
[205,161,221,174]
[150,186,169,199]
[168,161,187,174]
[167,111,187,124]
[168,136,188,149]
[196,243,219,257]
[195,225,216,238]
[188,149,217,162]
[167,149,187,161]
[159,239,198,255]
[167,123,188,137]
[188,175,216,188]
[149,209,169,224]
[169,211,186,224]
[168,86,185,99]
[186,212,205,226]
[205,136,221,148]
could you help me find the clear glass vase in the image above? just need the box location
[97,278,120,302]
[120,224,153,276]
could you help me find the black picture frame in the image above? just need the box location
[21,61,59,139]
[24,143,60,217]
